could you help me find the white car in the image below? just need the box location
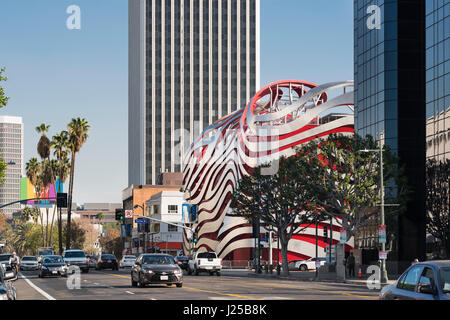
[289,257,327,271]
[63,249,89,273]
[119,255,136,268]
[19,256,39,271]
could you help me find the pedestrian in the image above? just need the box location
[347,252,355,278]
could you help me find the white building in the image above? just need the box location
[0,116,23,217]
[144,190,185,256]
[129,0,261,185]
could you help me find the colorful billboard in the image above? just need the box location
[20,177,63,205]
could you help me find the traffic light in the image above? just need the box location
[323,226,328,243]
[115,208,124,221]
[57,193,67,208]
[189,204,198,223]
[193,231,198,244]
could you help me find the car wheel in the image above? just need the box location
[166,284,172,287]
[299,265,308,272]
[131,276,137,287]
[176,283,183,288]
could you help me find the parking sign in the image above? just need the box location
[125,210,133,218]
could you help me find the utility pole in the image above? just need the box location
[379,132,388,284]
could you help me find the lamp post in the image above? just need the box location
[358,132,388,284]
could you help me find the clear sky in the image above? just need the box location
[0,0,353,204]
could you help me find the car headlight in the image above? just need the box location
[145,269,154,274]
[174,269,182,275]
[0,294,8,300]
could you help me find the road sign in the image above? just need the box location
[260,238,268,242]
[379,251,388,260]
[135,218,147,223]
[125,210,133,218]
[340,229,346,244]
[378,225,387,244]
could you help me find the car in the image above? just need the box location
[38,255,68,278]
[131,254,183,288]
[0,263,16,300]
[63,249,89,273]
[86,255,98,269]
[119,255,136,269]
[95,254,119,270]
[188,252,222,276]
[20,256,39,271]
[290,257,327,271]
[379,260,450,300]
[175,255,190,271]
[0,254,12,273]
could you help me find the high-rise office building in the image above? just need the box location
[0,116,24,217]
[129,0,260,185]
[425,0,449,160]
[354,1,427,268]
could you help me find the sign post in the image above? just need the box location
[378,225,387,244]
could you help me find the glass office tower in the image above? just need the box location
[354,0,426,269]
[129,0,260,185]
[425,0,450,160]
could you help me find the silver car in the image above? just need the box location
[380,261,450,300]
[20,256,39,271]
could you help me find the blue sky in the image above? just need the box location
[0,0,353,203]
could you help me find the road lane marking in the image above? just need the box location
[125,291,135,295]
[19,272,56,301]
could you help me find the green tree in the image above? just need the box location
[0,153,6,186]
[66,118,90,250]
[232,156,320,276]
[0,67,9,109]
[36,124,51,160]
[99,228,123,258]
[63,220,86,250]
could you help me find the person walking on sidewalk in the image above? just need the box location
[347,252,355,278]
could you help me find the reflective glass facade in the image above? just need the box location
[425,0,450,160]
[129,0,260,185]
[354,0,427,266]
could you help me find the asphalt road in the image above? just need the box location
[15,268,380,300]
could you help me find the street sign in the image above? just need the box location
[125,210,133,218]
[135,218,147,223]
[379,251,388,260]
[315,260,321,268]
[260,237,268,242]
[378,225,387,244]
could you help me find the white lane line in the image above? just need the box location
[93,283,100,285]
[19,273,56,301]
[125,291,135,295]
[150,298,157,300]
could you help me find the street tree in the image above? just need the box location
[52,130,71,254]
[426,158,450,258]
[66,118,90,250]
[0,67,9,109]
[298,133,408,241]
[99,228,123,257]
[231,156,320,276]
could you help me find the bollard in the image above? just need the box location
[269,265,273,274]
[276,264,281,275]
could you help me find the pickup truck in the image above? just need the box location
[188,252,222,276]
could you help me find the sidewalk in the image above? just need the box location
[221,268,398,287]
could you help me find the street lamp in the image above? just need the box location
[358,132,388,284]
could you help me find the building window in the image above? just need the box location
[168,224,178,232]
[168,205,178,214]
[152,205,160,215]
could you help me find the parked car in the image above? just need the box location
[188,252,222,276]
[0,254,12,273]
[289,257,327,271]
[38,255,68,278]
[20,256,39,271]
[119,255,136,269]
[175,255,190,271]
[0,263,16,300]
[380,260,450,300]
[95,254,119,271]
[131,254,183,288]
[63,249,89,273]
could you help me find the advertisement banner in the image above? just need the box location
[378,225,387,244]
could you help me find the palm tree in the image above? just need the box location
[47,159,60,247]
[25,158,41,188]
[66,118,90,250]
[36,124,51,160]
[41,159,56,246]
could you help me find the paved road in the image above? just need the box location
[15,268,380,300]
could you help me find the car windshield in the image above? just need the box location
[176,256,188,260]
[197,253,216,259]
[64,251,85,258]
[22,257,37,261]
[142,255,175,265]
[125,256,136,259]
[439,267,450,293]
[0,254,11,262]
[44,256,63,264]
[101,255,116,259]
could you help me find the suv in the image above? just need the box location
[63,249,89,273]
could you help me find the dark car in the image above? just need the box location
[131,254,183,288]
[0,264,16,300]
[175,255,190,271]
[95,254,119,271]
[87,255,98,269]
[380,260,450,300]
[38,255,68,278]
